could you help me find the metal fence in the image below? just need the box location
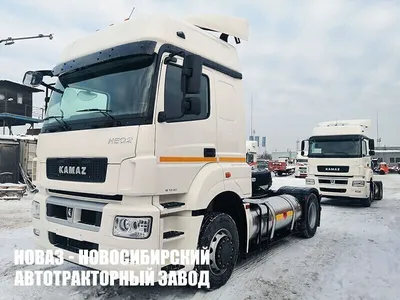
[1,102,44,119]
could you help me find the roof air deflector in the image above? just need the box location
[185,15,249,45]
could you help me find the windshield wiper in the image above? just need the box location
[42,115,71,131]
[76,109,122,126]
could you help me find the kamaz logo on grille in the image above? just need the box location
[67,207,73,218]
[58,166,87,175]
[326,168,340,171]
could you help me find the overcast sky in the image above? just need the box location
[1,0,399,151]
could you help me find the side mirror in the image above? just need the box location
[301,151,305,156]
[301,140,305,151]
[181,97,201,116]
[368,139,375,150]
[369,150,375,156]
[181,54,203,95]
[22,71,43,87]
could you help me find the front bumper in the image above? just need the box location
[305,176,369,199]
[31,192,203,274]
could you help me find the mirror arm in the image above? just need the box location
[40,81,63,94]
[164,50,186,65]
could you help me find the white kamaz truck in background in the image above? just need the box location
[294,151,308,178]
[301,119,383,207]
[246,140,258,168]
[23,14,321,289]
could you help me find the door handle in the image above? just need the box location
[204,148,216,158]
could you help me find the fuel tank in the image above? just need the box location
[247,194,302,241]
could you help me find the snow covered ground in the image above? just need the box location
[1,174,400,300]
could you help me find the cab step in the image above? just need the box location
[161,202,185,209]
[163,231,184,240]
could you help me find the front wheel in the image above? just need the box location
[196,212,240,290]
[361,184,373,207]
[373,181,383,200]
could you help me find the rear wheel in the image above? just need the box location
[196,212,239,290]
[298,193,320,238]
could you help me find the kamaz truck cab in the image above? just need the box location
[301,119,383,207]
[23,14,321,289]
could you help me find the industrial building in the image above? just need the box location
[373,146,400,165]
[0,80,43,134]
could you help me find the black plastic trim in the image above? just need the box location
[163,231,184,239]
[52,41,157,76]
[158,44,243,80]
[191,209,206,216]
[160,202,185,209]
[48,189,123,201]
[46,157,108,183]
[204,148,216,157]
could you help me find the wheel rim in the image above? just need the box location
[308,201,317,229]
[209,228,235,276]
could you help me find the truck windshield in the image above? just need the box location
[42,54,157,132]
[308,136,362,158]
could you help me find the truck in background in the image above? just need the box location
[301,119,383,207]
[268,157,295,176]
[294,151,308,178]
[246,140,258,168]
[23,14,322,289]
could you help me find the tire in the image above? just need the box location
[361,183,373,207]
[373,181,383,200]
[196,212,240,290]
[298,193,320,238]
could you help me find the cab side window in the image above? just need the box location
[164,63,210,122]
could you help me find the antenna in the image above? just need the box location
[0,34,53,46]
[250,95,253,138]
[125,6,136,21]
[377,110,380,147]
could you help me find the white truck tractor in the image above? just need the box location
[23,14,321,289]
[246,140,258,168]
[301,119,383,207]
[294,151,308,178]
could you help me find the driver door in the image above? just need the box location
[154,53,217,195]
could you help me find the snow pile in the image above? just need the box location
[0,175,400,299]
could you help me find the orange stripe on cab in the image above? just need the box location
[159,156,246,163]
[219,157,246,163]
[159,157,217,163]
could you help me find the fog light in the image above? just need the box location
[352,180,365,187]
[306,178,315,185]
[113,216,152,239]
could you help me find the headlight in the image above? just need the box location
[113,216,152,239]
[31,201,40,219]
[306,178,315,185]
[352,180,365,187]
